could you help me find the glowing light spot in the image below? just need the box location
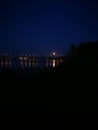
[53,59,56,67]
[53,52,56,56]
[19,57,23,60]
[23,57,27,60]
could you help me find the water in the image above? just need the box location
[0,58,63,70]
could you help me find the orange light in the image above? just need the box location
[53,59,56,67]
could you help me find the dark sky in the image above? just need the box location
[0,0,98,55]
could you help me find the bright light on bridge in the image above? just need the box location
[53,52,56,56]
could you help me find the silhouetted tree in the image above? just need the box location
[65,43,79,64]
[76,41,98,64]
[69,43,77,56]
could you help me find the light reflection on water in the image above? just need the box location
[0,61,12,68]
[0,58,62,69]
[53,59,56,67]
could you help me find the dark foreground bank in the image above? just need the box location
[0,63,98,129]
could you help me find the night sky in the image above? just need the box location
[0,0,98,55]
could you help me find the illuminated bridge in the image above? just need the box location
[0,52,65,69]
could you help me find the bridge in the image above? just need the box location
[0,52,66,68]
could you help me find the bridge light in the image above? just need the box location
[53,52,56,56]
[19,57,23,60]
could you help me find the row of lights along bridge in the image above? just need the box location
[0,52,66,68]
